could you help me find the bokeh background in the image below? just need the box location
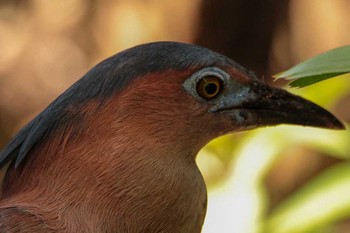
[0,0,350,232]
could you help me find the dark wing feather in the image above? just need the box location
[0,121,33,167]
[15,114,57,167]
[0,111,57,168]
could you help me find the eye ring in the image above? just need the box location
[182,67,229,102]
[196,76,223,100]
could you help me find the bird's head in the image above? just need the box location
[0,42,344,168]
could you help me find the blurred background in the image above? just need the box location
[0,0,350,232]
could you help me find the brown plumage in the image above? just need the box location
[0,42,344,232]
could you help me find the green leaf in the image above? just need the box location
[275,45,350,88]
[289,72,347,88]
[266,163,350,233]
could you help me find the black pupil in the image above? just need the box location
[205,83,218,95]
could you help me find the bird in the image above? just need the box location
[0,41,344,233]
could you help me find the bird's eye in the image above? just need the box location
[196,76,223,100]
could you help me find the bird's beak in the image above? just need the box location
[212,82,345,130]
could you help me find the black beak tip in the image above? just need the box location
[303,99,346,130]
[287,103,346,130]
[329,118,346,130]
[268,86,346,131]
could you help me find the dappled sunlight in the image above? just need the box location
[267,163,350,233]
